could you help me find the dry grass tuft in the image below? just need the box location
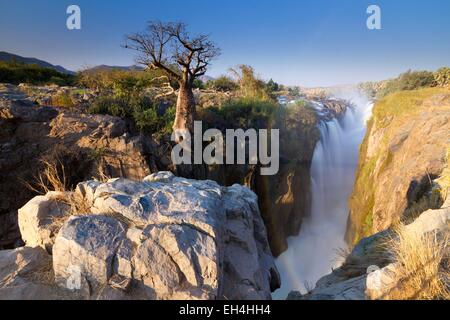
[95,164,113,183]
[26,156,92,220]
[66,192,92,216]
[25,158,68,195]
[384,224,449,300]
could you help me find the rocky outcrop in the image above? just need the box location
[288,196,450,300]
[0,84,167,248]
[17,83,97,110]
[346,88,450,245]
[3,172,280,300]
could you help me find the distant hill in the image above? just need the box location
[0,51,74,75]
[86,65,145,72]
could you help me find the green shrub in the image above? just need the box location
[51,92,75,108]
[230,65,271,101]
[89,95,175,135]
[288,87,300,97]
[192,78,205,89]
[0,61,74,85]
[266,79,279,93]
[200,98,279,130]
[206,76,238,92]
[77,68,170,93]
[133,104,175,135]
[88,96,131,118]
[279,101,317,126]
[377,70,436,98]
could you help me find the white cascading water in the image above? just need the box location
[274,91,373,299]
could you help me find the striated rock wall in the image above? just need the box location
[1,172,279,300]
[346,88,450,245]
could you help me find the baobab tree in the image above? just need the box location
[124,21,220,134]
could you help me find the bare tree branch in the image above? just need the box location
[124,21,220,85]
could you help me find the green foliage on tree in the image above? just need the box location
[266,79,279,93]
[230,65,272,101]
[192,78,205,89]
[288,86,300,97]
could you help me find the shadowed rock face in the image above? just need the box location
[195,134,319,257]
[5,172,279,300]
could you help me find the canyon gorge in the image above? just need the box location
[0,83,449,300]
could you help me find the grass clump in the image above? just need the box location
[384,224,449,300]
[29,157,91,217]
[373,87,446,128]
[51,92,75,108]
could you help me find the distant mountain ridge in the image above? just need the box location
[0,51,217,80]
[85,65,145,72]
[0,51,75,75]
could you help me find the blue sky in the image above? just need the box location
[1,0,449,86]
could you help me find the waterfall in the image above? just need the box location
[274,91,373,299]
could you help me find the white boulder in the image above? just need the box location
[48,174,279,300]
[18,193,69,251]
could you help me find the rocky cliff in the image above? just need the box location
[346,88,450,245]
[0,84,169,248]
[287,87,450,300]
[0,172,280,300]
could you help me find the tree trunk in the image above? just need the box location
[173,82,196,133]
